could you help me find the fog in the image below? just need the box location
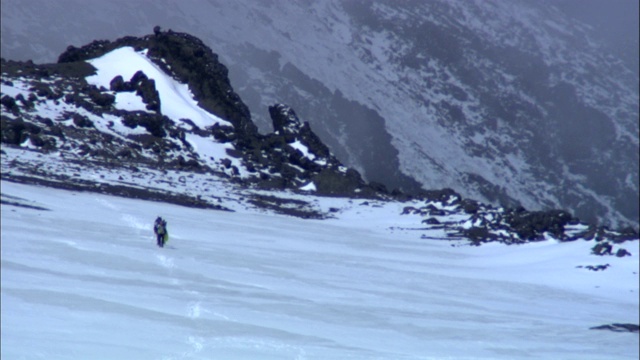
[551,0,639,78]
[2,0,637,68]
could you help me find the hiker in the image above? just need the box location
[154,216,168,247]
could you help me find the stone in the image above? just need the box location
[615,248,631,257]
[591,241,613,256]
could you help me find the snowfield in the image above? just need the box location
[1,180,638,359]
[1,27,638,360]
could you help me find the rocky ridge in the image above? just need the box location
[1,0,637,230]
[1,30,638,250]
[2,29,381,201]
[1,32,639,334]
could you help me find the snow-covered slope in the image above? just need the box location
[207,0,639,228]
[1,0,638,229]
[2,180,638,359]
[85,47,232,129]
[1,23,638,359]
[2,31,636,242]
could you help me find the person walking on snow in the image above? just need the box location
[154,216,168,247]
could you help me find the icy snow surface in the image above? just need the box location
[1,180,638,359]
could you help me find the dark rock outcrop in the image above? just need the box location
[589,323,639,333]
[402,191,638,246]
[2,30,395,203]
[113,70,162,112]
[1,94,19,112]
[121,112,169,138]
[58,29,257,138]
[591,241,613,256]
[504,208,575,241]
[261,103,373,196]
[3,29,638,228]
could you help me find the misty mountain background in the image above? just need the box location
[1,0,638,229]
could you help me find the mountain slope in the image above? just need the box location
[1,27,639,359]
[3,29,638,241]
[1,0,638,228]
[2,31,385,202]
[2,177,639,359]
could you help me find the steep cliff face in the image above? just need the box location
[1,0,637,228]
[217,0,638,227]
[332,0,639,227]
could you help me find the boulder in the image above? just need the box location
[110,75,129,92]
[87,87,115,107]
[615,248,631,257]
[505,209,574,240]
[313,168,362,196]
[72,114,94,128]
[591,241,613,256]
[1,119,41,145]
[1,95,18,112]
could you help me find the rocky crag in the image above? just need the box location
[1,29,638,248]
[2,29,380,201]
[1,0,637,231]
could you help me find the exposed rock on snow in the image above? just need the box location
[0,30,388,215]
[1,30,638,249]
[590,323,640,333]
